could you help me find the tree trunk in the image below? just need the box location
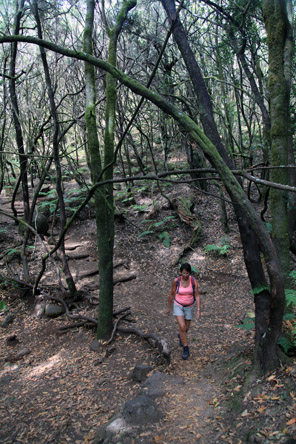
[263,0,291,284]
[84,0,136,338]
[96,0,136,338]
[8,0,30,223]
[84,0,112,337]
[33,0,77,298]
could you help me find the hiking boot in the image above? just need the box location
[182,346,190,360]
[178,333,183,347]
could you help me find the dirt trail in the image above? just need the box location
[0,185,295,443]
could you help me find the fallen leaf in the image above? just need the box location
[286,418,296,426]
[257,406,267,414]
[266,374,276,381]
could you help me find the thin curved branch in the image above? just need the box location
[0,209,63,290]
[105,310,132,345]
[41,292,98,324]
[117,325,171,359]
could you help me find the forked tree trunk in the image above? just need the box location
[84,0,136,338]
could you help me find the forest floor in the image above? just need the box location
[0,182,295,444]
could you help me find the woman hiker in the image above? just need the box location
[166,262,201,360]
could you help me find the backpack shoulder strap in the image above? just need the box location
[176,276,181,294]
[191,276,196,300]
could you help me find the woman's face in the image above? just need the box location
[181,269,190,280]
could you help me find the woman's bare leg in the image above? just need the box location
[176,316,191,346]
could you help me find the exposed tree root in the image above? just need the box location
[43,295,170,360]
[117,325,171,361]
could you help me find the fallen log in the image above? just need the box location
[113,271,137,285]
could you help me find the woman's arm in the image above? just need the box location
[166,279,176,314]
[196,287,201,319]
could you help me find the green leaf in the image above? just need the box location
[285,289,296,307]
[283,313,295,321]
[131,204,150,212]
[204,244,219,252]
[219,245,231,255]
[0,301,7,311]
[138,230,154,238]
[140,219,155,224]
[247,312,255,318]
[252,285,270,295]
[6,248,20,256]
[235,322,254,330]
[158,231,170,247]
[289,270,296,281]
[154,221,165,228]
[278,335,293,353]
[235,317,255,330]
[191,265,199,275]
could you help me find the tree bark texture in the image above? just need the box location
[84,0,136,338]
[8,0,30,223]
[84,0,113,337]
[263,0,291,282]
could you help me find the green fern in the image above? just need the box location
[252,285,270,295]
[278,335,294,354]
[204,241,231,256]
[235,316,255,331]
[158,231,170,247]
[285,289,296,307]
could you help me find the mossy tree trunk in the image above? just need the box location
[263,0,292,283]
[84,0,136,338]
[9,0,30,224]
[84,0,111,338]
[284,1,296,255]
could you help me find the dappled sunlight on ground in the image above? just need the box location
[25,350,66,379]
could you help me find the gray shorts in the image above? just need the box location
[173,302,194,320]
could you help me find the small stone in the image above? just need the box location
[131,364,152,382]
[6,335,19,346]
[32,213,49,235]
[105,417,126,434]
[123,393,163,424]
[0,314,15,328]
[34,302,45,319]
[44,303,64,318]
[89,339,100,352]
